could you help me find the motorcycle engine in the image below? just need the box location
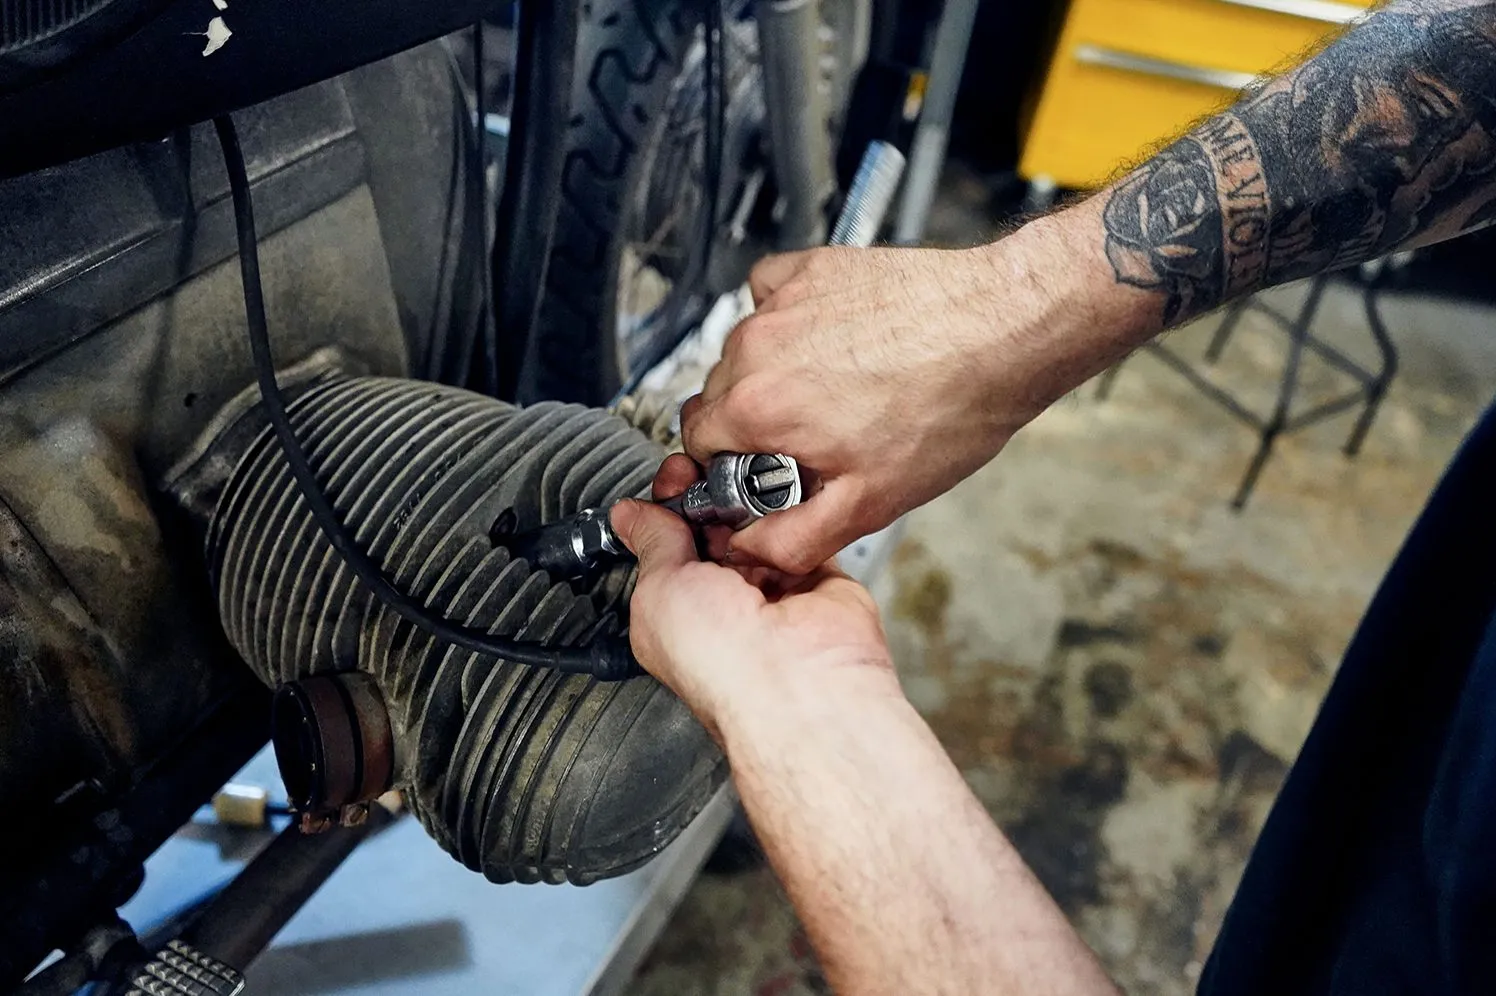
[186,373,723,884]
[0,30,723,983]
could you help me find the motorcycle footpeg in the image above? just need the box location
[125,940,245,996]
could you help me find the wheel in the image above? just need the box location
[521,0,871,405]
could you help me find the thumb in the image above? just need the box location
[610,500,698,575]
[727,478,867,576]
[748,250,810,308]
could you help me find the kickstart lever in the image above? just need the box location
[503,453,803,580]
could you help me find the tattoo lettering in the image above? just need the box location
[1102,1,1496,325]
[1196,115,1270,298]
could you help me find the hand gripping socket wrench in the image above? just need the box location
[504,143,898,580]
[502,453,803,580]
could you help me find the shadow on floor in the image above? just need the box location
[247,919,472,994]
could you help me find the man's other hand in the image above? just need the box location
[677,243,1054,574]
[609,454,894,738]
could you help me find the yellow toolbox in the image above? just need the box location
[1019,0,1377,189]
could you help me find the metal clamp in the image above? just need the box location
[1073,44,1259,92]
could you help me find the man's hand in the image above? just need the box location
[679,245,1015,574]
[609,454,894,736]
[678,4,1496,579]
[612,455,1119,996]
[677,232,1141,574]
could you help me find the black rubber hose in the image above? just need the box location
[211,114,639,681]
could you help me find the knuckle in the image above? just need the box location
[679,408,712,455]
[677,398,701,434]
[748,255,778,282]
[683,412,733,459]
[805,246,843,274]
[728,314,774,356]
[737,311,770,336]
[700,364,732,404]
[719,335,747,370]
[766,536,819,575]
[765,280,809,310]
[727,373,778,415]
[679,427,705,462]
[783,549,821,575]
[630,538,657,570]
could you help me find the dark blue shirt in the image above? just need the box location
[1201,402,1496,995]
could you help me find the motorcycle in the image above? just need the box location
[0,0,928,988]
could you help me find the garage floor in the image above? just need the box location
[627,171,1496,995]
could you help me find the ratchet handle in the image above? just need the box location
[501,453,802,582]
[658,453,802,530]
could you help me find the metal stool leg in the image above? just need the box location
[1233,429,1279,510]
[1232,277,1325,509]
[1345,284,1400,457]
[1206,296,1253,364]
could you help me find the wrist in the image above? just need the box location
[713,652,905,756]
[971,207,1163,420]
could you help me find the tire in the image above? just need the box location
[522,0,868,405]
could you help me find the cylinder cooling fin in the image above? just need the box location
[207,376,725,885]
[2,0,116,52]
[0,0,167,92]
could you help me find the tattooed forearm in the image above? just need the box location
[1103,0,1496,325]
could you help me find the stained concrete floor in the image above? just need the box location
[627,173,1496,995]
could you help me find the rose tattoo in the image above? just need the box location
[1103,139,1225,324]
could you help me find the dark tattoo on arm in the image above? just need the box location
[1103,0,1496,325]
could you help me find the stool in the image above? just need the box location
[1096,270,1400,509]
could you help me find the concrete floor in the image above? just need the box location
[627,174,1496,994]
